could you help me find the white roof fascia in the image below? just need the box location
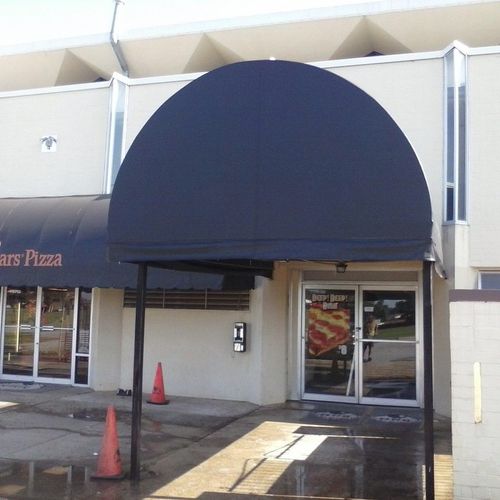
[125,71,207,87]
[313,48,447,69]
[466,44,500,56]
[120,0,497,42]
[0,0,494,55]
[0,80,111,99]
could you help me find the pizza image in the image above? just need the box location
[307,305,351,356]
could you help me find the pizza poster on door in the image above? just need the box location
[307,293,350,357]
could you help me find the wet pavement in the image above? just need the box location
[0,383,452,499]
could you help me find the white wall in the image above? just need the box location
[89,288,124,391]
[252,264,288,405]
[468,54,500,268]
[118,267,289,405]
[0,87,110,197]
[450,297,500,499]
[433,272,451,417]
[331,58,444,226]
[120,306,257,402]
[124,80,191,152]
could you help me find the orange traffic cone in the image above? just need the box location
[147,362,169,405]
[91,406,124,480]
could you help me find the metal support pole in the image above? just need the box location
[130,263,148,482]
[423,260,434,500]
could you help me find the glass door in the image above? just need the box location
[2,287,38,377]
[303,286,358,402]
[359,288,418,406]
[302,284,420,406]
[1,287,78,382]
[37,288,75,379]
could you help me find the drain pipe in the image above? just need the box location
[110,0,129,76]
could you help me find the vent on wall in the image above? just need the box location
[123,289,250,311]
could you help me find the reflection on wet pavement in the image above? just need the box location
[0,396,452,500]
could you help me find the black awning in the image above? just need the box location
[108,60,434,269]
[0,195,247,289]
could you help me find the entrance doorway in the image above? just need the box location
[0,286,92,384]
[302,284,419,406]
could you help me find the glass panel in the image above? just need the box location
[362,290,416,341]
[458,84,467,221]
[77,289,92,354]
[480,273,500,290]
[74,356,89,385]
[445,51,455,185]
[37,288,74,379]
[446,87,455,185]
[445,49,467,223]
[41,288,74,328]
[446,186,454,221]
[109,79,127,191]
[304,289,356,397]
[362,290,416,401]
[362,342,416,401]
[2,287,37,376]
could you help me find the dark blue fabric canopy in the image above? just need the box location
[108,60,433,270]
[0,195,240,289]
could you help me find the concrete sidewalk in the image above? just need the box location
[0,383,452,499]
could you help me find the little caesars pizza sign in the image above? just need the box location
[0,247,62,267]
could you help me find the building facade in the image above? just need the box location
[2,1,500,496]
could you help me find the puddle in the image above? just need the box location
[67,409,132,424]
[0,461,97,498]
[0,460,163,499]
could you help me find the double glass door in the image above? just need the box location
[303,285,419,406]
[1,287,90,383]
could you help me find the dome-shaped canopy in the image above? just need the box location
[108,60,433,275]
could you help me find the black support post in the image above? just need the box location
[130,263,148,482]
[423,260,434,500]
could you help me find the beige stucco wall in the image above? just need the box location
[89,288,124,391]
[118,266,288,405]
[124,80,191,153]
[332,58,444,226]
[468,54,500,268]
[432,272,451,417]
[450,298,500,499]
[0,87,110,197]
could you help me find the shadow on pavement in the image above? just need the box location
[0,385,452,499]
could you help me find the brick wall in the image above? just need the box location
[450,290,500,499]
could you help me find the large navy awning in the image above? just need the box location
[0,195,245,289]
[108,60,435,272]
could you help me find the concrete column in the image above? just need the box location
[253,263,288,405]
[88,288,124,390]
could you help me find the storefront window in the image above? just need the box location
[1,286,92,385]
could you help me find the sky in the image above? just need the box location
[0,0,375,47]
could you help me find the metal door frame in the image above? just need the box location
[357,284,421,407]
[0,286,79,385]
[300,281,421,406]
